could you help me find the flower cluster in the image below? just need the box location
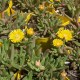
[57,28,73,41]
[9,27,34,43]
[0,0,79,79]
[52,28,73,47]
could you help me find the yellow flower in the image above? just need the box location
[4,0,15,16]
[43,2,51,7]
[52,39,63,47]
[57,27,64,35]
[42,1,54,8]
[46,7,56,14]
[57,29,73,41]
[9,29,24,43]
[61,70,67,77]
[0,42,2,47]
[58,15,71,26]
[14,71,21,80]
[43,1,56,14]
[8,0,13,8]
[26,28,34,36]
[61,70,70,80]
[38,1,56,14]
[4,8,15,16]
[39,5,44,10]
[25,13,35,24]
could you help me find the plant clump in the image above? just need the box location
[0,0,80,80]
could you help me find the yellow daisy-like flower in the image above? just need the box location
[9,29,24,43]
[26,28,34,36]
[52,39,63,47]
[39,4,45,10]
[57,29,73,41]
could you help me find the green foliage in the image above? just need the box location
[0,0,80,80]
